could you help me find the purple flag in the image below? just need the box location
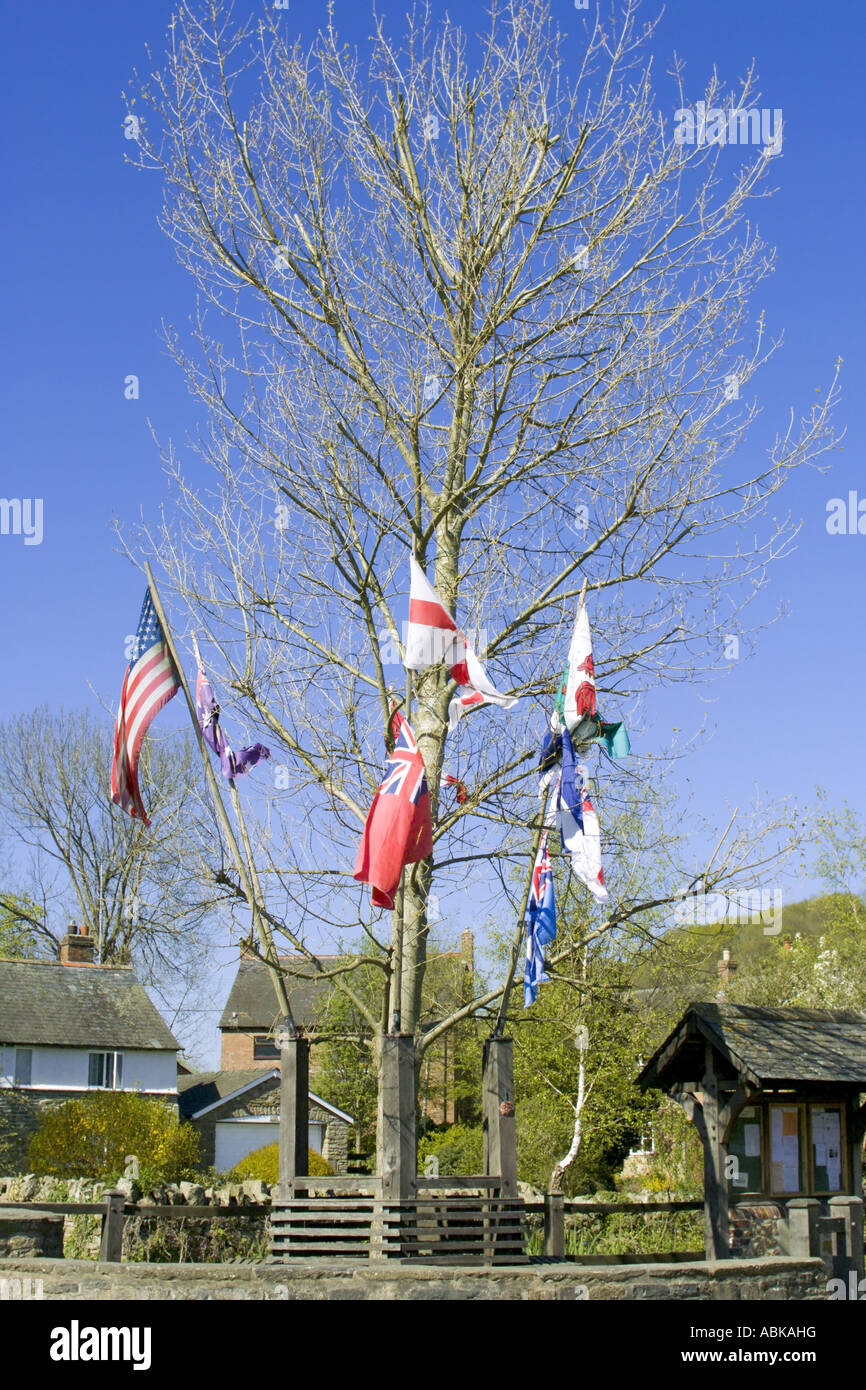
[195,663,270,779]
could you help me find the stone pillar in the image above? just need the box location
[378,1034,416,1201]
[782,1198,821,1259]
[278,1032,309,1196]
[483,1036,517,1198]
[828,1196,865,1282]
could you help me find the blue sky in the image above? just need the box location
[0,0,863,1057]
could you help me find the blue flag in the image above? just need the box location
[524,834,557,1007]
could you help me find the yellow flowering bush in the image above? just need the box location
[28,1092,200,1183]
[229,1142,332,1183]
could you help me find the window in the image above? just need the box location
[252,1036,280,1060]
[810,1105,844,1193]
[13,1049,31,1087]
[88,1052,123,1089]
[769,1103,802,1194]
[308,1123,325,1154]
[727,1107,763,1194]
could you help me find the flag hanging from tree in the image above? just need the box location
[524,833,557,1007]
[110,589,180,826]
[404,556,517,727]
[552,597,630,756]
[194,647,271,779]
[354,709,433,910]
[558,731,609,903]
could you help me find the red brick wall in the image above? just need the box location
[219,1030,323,1078]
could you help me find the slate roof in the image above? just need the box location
[639,1001,866,1091]
[177,1068,279,1117]
[177,1068,353,1124]
[0,958,179,1051]
[219,955,343,1032]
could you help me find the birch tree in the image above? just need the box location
[125,0,837,1131]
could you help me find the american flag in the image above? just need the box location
[110,589,180,825]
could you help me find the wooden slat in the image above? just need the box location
[0,1201,107,1216]
[415,1177,503,1190]
[384,1224,524,1236]
[136,1205,267,1219]
[271,1251,369,1262]
[288,1178,383,1193]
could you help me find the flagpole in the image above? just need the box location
[143,563,295,1029]
[389,668,413,1034]
[492,781,553,1038]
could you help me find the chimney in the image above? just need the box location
[460,930,474,973]
[717,947,737,994]
[59,924,95,967]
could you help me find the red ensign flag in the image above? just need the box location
[354,711,433,910]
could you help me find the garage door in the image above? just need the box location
[214,1121,327,1172]
[215,1121,279,1173]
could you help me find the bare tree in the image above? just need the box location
[125,0,837,1148]
[0,707,222,1048]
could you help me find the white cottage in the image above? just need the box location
[0,927,179,1168]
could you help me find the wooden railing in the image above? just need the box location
[0,1194,268,1263]
[1,1189,706,1266]
[524,1195,704,1261]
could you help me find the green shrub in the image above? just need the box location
[229,1142,332,1183]
[417,1123,483,1176]
[27,1093,200,1183]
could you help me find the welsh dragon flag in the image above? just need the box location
[552,598,630,757]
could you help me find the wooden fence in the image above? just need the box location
[525,1196,705,1262]
[0,1190,704,1266]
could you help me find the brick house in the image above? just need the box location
[218,952,343,1077]
[177,1069,352,1174]
[218,935,477,1128]
[0,928,179,1169]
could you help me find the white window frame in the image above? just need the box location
[13,1048,31,1087]
[88,1051,124,1090]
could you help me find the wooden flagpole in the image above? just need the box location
[143,563,294,1029]
[491,577,589,1036]
[389,667,413,1033]
[492,780,553,1037]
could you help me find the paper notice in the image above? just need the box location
[744,1123,761,1158]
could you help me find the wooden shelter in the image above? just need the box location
[638,1003,866,1266]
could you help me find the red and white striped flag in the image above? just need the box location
[404,557,517,728]
[110,589,180,826]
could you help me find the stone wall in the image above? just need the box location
[0,1255,827,1301]
[730,1203,785,1259]
[0,1209,64,1259]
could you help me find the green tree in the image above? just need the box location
[0,893,46,959]
[512,944,656,1194]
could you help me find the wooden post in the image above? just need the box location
[828,1196,865,1282]
[483,1035,517,1199]
[378,1034,416,1201]
[543,1191,565,1258]
[700,1044,729,1260]
[277,1031,309,1197]
[99,1189,125,1263]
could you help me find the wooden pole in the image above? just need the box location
[492,781,553,1037]
[143,564,294,1029]
[389,668,413,1034]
